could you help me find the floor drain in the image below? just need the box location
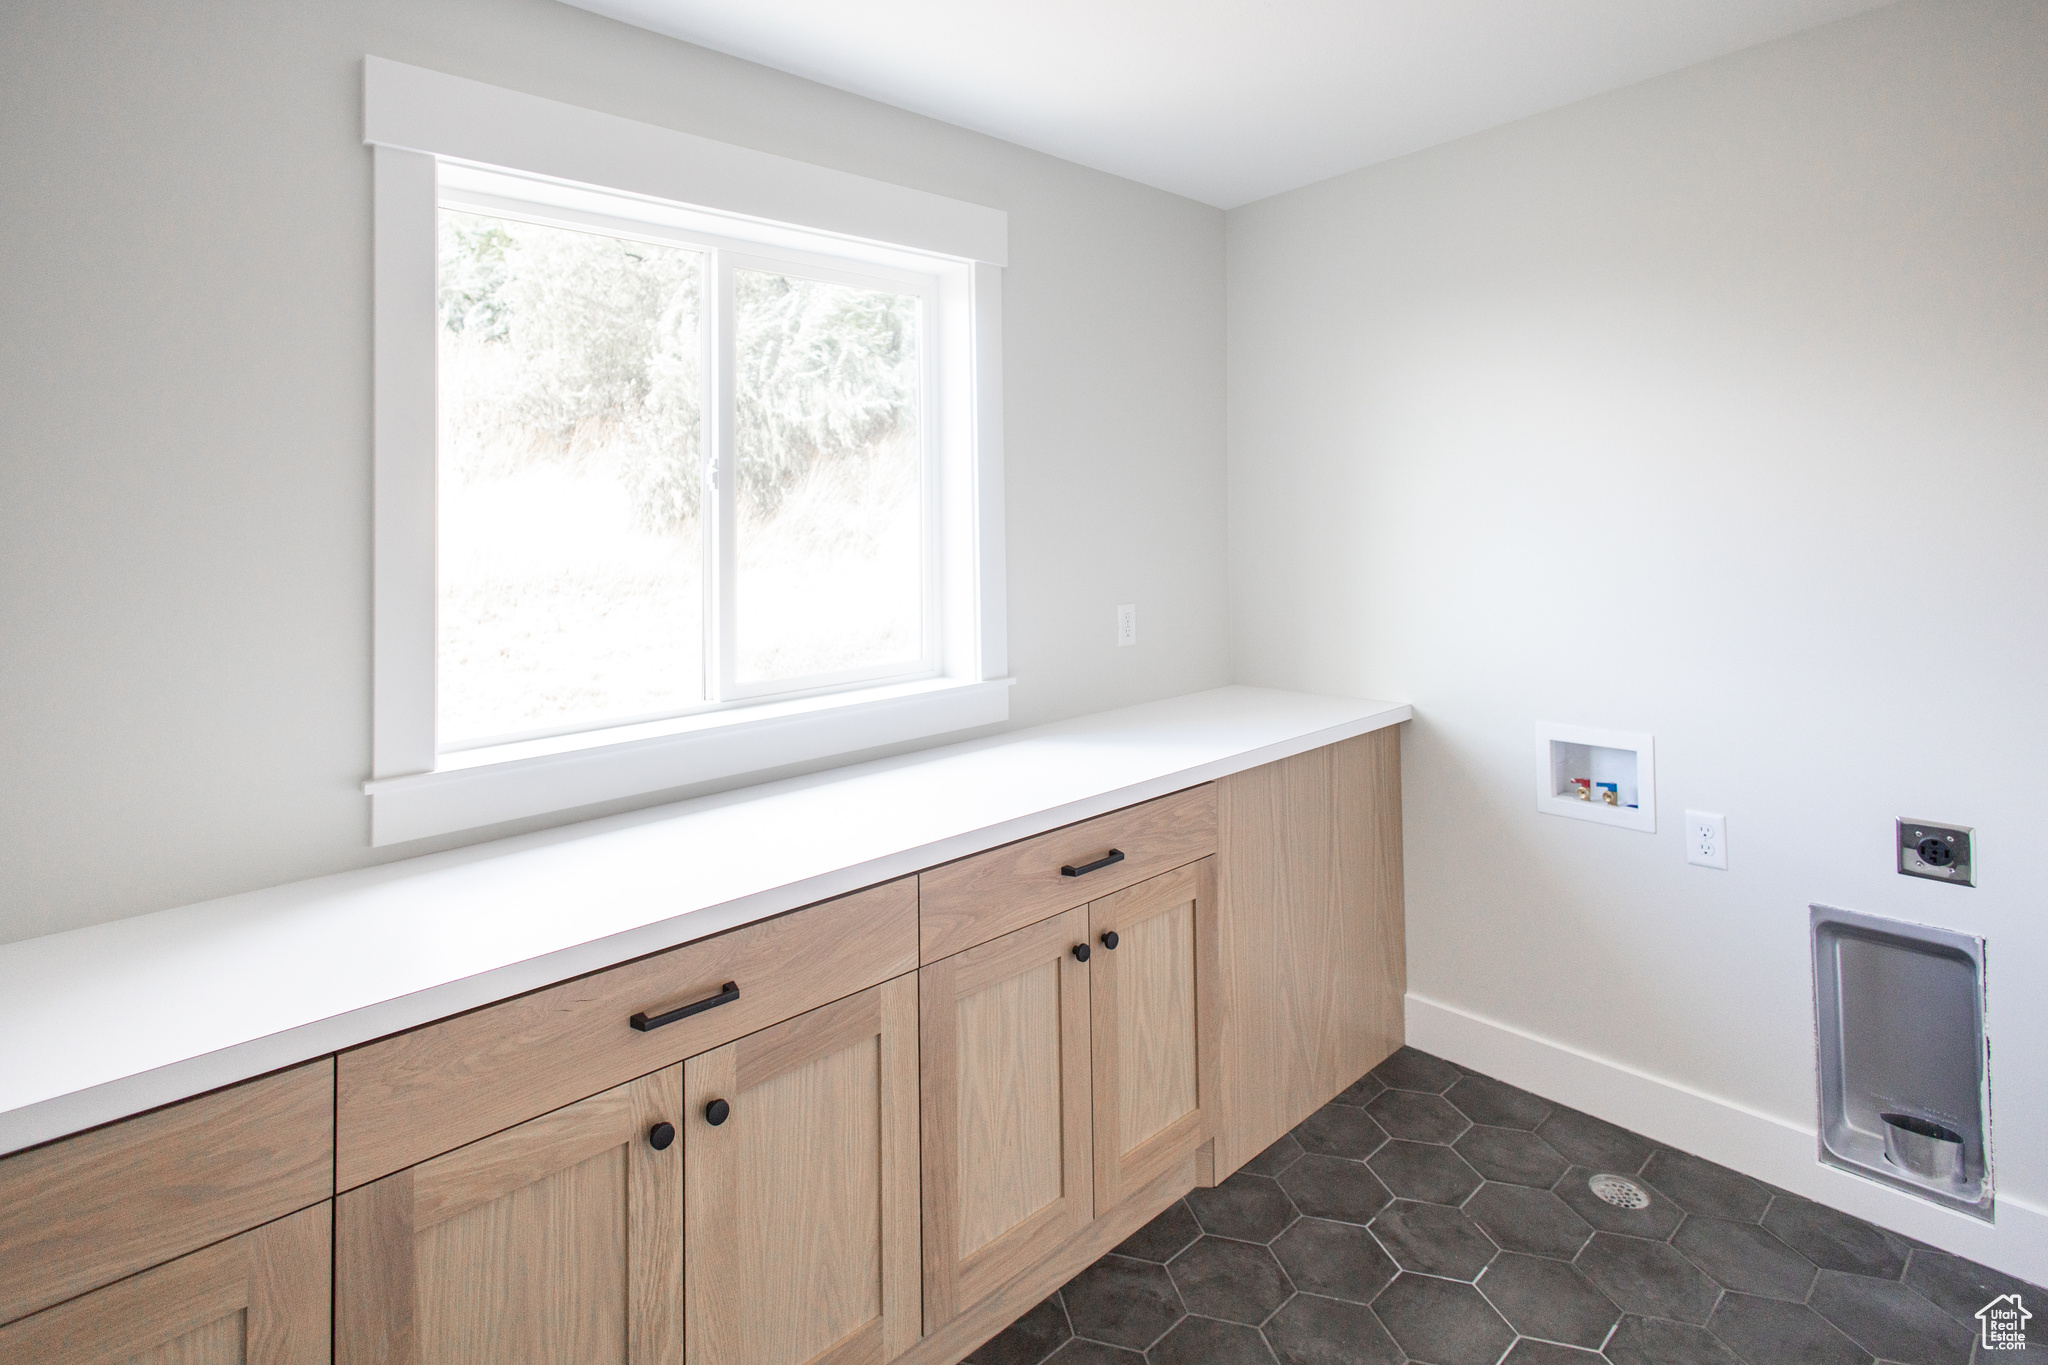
[1589,1173,1651,1209]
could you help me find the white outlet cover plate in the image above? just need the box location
[1686,809,1728,869]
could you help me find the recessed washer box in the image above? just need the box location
[1535,723,1654,832]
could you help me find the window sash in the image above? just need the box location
[433,186,945,753]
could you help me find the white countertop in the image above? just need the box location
[0,686,1409,1156]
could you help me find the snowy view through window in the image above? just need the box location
[436,209,924,746]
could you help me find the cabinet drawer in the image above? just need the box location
[0,1060,334,1327]
[336,877,918,1191]
[919,785,1216,962]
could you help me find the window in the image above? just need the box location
[364,59,1009,845]
[435,194,935,747]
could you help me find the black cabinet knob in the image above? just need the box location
[1072,943,1091,963]
[1100,931,1120,951]
[647,1121,676,1151]
[704,1097,731,1126]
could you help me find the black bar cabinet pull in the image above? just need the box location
[630,981,740,1032]
[1061,848,1125,878]
[1100,931,1120,951]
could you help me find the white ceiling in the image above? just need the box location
[561,0,1895,208]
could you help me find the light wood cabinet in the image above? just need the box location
[1214,728,1405,1174]
[9,731,1404,1365]
[920,857,1223,1335]
[335,1066,683,1365]
[0,1203,330,1365]
[684,976,920,1365]
[1331,728,1406,1084]
[335,979,921,1365]
[1087,857,1218,1214]
[919,786,1217,963]
[0,1061,334,1328]
[338,879,917,1191]
[919,907,1095,1333]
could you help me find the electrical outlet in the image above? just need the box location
[1686,810,1727,869]
[1116,603,1137,647]
[1898,819,1974,886]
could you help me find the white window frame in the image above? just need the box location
[362,58,1009,846]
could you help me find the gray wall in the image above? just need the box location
[1227,0,2047,1231]
[0,1,1228,942]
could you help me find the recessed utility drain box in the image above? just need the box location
[1810,904,1991,1220]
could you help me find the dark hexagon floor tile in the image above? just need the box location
[1372,1273,1515,1365]
[1060,1255,1184,1351]
[1272,1216,1399,1303]
[1536,1106,1656,1174]
[1113,1200,1202,1263]
[1188,1171,1299,1243]
[1333,1071,1388,1108]
[1476,1251,1620,1349]
[1575,1232,1722,1326]
[1810,1270,1975,1365]
[1708,1292,1872,1365]
[1148,1315,1273,1365]
[1242,1132,1308,1178]
[1368,1199,1498,1281]
[1464,1181,1594,1259]
[1043,1342,1142,1365]
[1674,1215,1818,1302]
[1763,1197,1909,1280]
[1168,1237,1293,1326]
[1371,1046,1463,1094]
[1501,1342,1601,1364]
[1904,1248,2047,1324]
[1446,1074,1552,1130]
[1262,1293,1404,1365]
[1641,1149,1772,1222]
[1602,1315,1745,1365]
[1280,1154,1396,1225]
[1294,1100,1392,1161]
[965,1292,1070,1365]
[1367,1089,1472,1144]
[1367,1140,1484,1207]
[1551,1166,1683,1239]
[1455,1125,1568,1188]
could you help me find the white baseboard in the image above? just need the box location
[1406,992,2048,1287]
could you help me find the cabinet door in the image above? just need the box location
[683,976,920,1365]
[919,907,1093,1332]
[336,1066,682,1365]
[1330,728,1406,1090]
[1214,730,1405,1175]
[1088,858,1218,1213]
[1216,745,1335,1176]
[0,1202,329,1365]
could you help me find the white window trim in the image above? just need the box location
[364,58,1010,846]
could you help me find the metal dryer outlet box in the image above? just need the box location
[1811,904,1991,1220]
[1898,820,1974,886]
